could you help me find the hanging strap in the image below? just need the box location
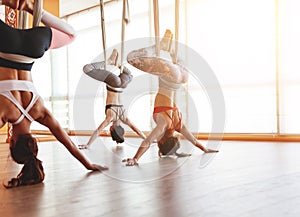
[18,11,27,29]
[98,0,129,73]
[100,0,107,70]
[153,0,179,61]
[120,0,130,73]
[32,0,43,27]
[153,0,160,57]
[18,0,42,29]
[174,0,180,64]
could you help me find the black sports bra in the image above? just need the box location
[0,19,52,70]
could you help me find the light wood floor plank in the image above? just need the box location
[1,138,300,217]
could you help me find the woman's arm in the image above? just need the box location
[122,117,146,139]
[179,124,218,153]
[123,118,166,166]
[79,117,112,149]
[36,109,108,170]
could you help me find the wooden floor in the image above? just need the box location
[1,137,300,217]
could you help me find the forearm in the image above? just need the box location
[133,128,146,140]
[38,114,93,169]
[64,142,94,169]
[125,119,146,139]
[49,123,94,169]
[130,126,146,139]
[124,123,165,165]
[185,134,207,152]
[137,130,147,140]
[135,128,147,140]
[180,125,207,152]
[133,140,151,161]
[186,135,206,152]
[84,118,111,147]
[86,129,100,147]
[133,127,163,161]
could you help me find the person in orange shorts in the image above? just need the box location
[123,30,218,166]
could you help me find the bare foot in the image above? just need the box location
[160,29,173,52]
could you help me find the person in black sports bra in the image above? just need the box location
[0,0,108,188]
[123,30,218,166]
[79,49,146,149]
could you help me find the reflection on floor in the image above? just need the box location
[1,137,300,217]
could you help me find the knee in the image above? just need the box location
[106,74,122,87]
[119,73,132,88]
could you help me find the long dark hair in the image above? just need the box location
[6,134,45,188]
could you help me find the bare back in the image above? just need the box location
[153,87,182,131]
[0,66,33,103]
[0,67,44,129]
[105,90,126,123]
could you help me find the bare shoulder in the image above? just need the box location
[29,98,50,120]
[0,96,20,122]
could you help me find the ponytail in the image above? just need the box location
[5,134,45,188]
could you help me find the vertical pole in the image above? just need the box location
[100,0,107,70]
[275,0,280,134]
[120,0,129,73]
[5,6,18,143]
[153,0,160,56]
[18,11,27,29]
[32,0,42,27]
[174,0,179,64]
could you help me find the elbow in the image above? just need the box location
[141,139,151,148]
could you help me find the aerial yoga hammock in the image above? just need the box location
[83,0,132,90]
[126,0,189,85]
[78,0,146,149]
